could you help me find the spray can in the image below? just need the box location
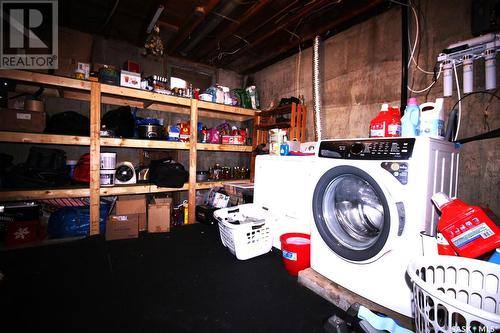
[431,192,500,258]
[401,97,420,137]
[183,200,189,225]
[369,103,389,138]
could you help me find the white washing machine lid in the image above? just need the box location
[312,164,404,263]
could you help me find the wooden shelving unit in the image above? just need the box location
[0,70,257,234]
[250,102,307,178]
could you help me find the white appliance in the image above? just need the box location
[253,154,315,249]
[309,137,459,317]
[115,162,137,185]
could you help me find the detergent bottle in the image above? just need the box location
[369,103,389,138]
[419,98,445,139]
[431,192,500,258]
[401,97,420,137]
[386,105,401,137]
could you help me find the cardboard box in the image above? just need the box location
[221,135,245,145]
[116,195,147,231]
[147,197,172,233]
[77,62,90,80]
[105,215,138,241]
[0,108,46,133]
[123,60,140,73]
[120,70,141,89]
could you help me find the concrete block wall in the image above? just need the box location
[253,0,499,213]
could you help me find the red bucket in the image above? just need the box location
[280,233,311,276]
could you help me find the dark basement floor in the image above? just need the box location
[0,223,340,332]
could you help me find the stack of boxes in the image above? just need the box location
[105,194,172,241]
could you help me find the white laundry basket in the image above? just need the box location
[213,204,272,260]
[407,255,500,333]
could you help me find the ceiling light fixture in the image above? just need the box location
[147,5,164,34]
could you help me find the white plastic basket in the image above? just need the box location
[213,204,272,260]
[407,255,500,333]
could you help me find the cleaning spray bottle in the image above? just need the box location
[401,97,420,137]
[431,192,500,258]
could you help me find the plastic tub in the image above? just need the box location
[280,233,311,276]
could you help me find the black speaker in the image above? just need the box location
[472,0,500,36]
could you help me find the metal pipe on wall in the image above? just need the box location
[312,35,322,141]
[400,0,409,115]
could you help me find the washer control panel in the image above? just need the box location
[318,138,416,160]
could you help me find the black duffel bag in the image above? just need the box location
[3,146,70,189]
[149,158,188,188]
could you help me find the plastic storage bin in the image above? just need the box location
[213,204,272,260]
[407,255,500,333]
[280,233,311,276]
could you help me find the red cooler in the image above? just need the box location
[280,233,311,276]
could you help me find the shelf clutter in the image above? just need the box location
[0,70,260,243]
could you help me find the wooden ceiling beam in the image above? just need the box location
[234,0,388,74]
[194,0,272,61]
[217,0,331,67]
[167,0,221,53]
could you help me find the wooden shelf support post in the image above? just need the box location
[89,82,101,235]
[188,98,198,224]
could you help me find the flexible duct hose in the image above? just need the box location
[312,35,322,141]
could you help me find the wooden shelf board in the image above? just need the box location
[100,137,189,149]
[255,122,291,130]
[197,100,256,116]
[257,104,295,117]
[100,84,192,107]
[0,70,91,91]
[100,183,189,196]
[0,183,191,201]
[0,187,90,201]
[0,131,90,145]
[195,179,250,189]
[196,143,252,152]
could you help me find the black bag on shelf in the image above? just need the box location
[101,106,135,138]
[2,147,69,189]
[45,111,90,136]
[149,158,188,188]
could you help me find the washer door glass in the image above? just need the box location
[313,166,390,261]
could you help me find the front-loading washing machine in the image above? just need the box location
[309,137,459,317]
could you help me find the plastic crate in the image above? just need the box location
[407,255,500,333]
[213,204,272,260]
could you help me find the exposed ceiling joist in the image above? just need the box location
[194,0,272,61]
[236,0,389,74]
[216,0,333,67]
[166,0,221,53]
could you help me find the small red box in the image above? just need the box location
[123,60,140,73]
[5,220,44,247]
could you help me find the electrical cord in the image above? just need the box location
[407,62,442,94]
[449,90,500,114]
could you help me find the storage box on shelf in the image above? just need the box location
[0,70,257,235]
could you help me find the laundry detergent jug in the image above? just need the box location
[401,97,420,137]
[432,192,500,259]
[419,98,445,139]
